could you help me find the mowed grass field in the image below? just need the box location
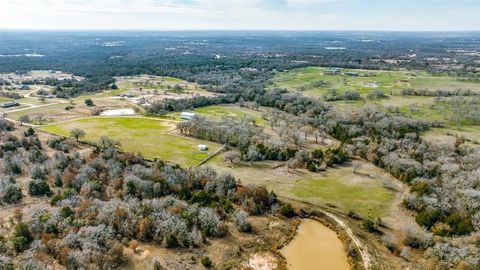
[40,117,221,167]
[205,154,396,219]
[7,97,134,123]
[100,75,211,98]
[270,67,480,98]
[167,105,268,126]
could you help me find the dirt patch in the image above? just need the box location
[122,215,291,270]
[245,253,278,270]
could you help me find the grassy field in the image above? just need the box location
[167,104,268,126]
[270,67,480,98]
[40,117,221,167]
[7,97,135,123]
[205,154,396,218]
[422,126,480,146]
[292,175,395,218]
[103,75,210,97]
[272,67,480,145]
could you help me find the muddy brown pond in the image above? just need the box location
[280,219,350,270]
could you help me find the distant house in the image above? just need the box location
[20,85,30,90]
[325,67,342,74]
[197,144,208,151]
[346,71,359,77]
[180,112,196,120]
[1,101,20,108]
[46,94,56,99]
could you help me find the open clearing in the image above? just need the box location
[270,67,480,98]
[204,154,397,219]
[40,117,221,167]
[272,67,480,146]
[100,75,215,100]
[6,97,135,124]
[166,104,268,126]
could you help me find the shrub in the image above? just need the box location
[381,235,398,253]
[11,222,32,252]
[24,127,35,137]
[50,194,62,206]
[403,228,433,249]
[343,91,361,100]
[198,208,220,236]
[362,219,377,233]
[347,210,361,219]
[280,203,296,218]
[165,234,179,248]
[1,184,22,204]
[0,119,14,131]
[201,256,212,268]
[84,98,94,106]
[28,180,52,197]
[30,165,47,180]
[311,148,324,159]
[152,258,163,270]
[445,212,474,236]
[410,181,430,196]
[415,209,442,230]
[0,255,14,270]
[61,206,74,219]
[232,210,252,232]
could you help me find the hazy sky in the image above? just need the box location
[1,0,479,31]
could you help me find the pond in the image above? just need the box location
[280,219,350,270]
[100,108,136,116]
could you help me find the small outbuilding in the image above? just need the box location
[0,101,19,108]
[197,144,208,151]
[180,112,196,120]
[346,71,359,77]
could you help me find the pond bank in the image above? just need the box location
[280,218,350,270]
[272,209,366,270]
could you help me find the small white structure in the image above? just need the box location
[197,144,208,151]
[180,112,196,120]
[101,108,136,116]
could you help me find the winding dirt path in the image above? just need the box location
[322,211,372,270]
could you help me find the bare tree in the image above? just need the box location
[18,115,30,126]
[97,136,121,149]
[70,128,86,142]
[223,151,241,164]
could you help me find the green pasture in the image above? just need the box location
[167,105,268,126]
[205,153,396,219]
[270,67,480,98]
[40,117,221,167]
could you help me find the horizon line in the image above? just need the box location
[1,28,479,33]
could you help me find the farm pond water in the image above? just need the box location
[280,219,350,270]
[100,108,135,116]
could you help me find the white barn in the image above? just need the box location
[180,112,196,120]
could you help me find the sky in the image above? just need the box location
[1,0,479,31]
